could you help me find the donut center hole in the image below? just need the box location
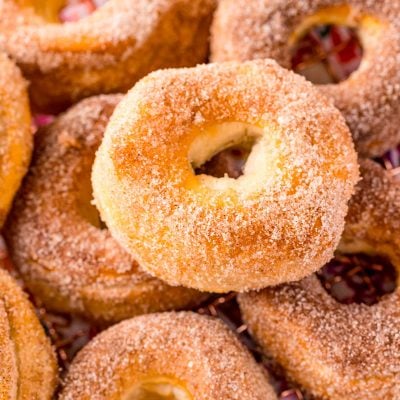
[77,167,107,230]
[194,140,255,179]
[190,123,262,179]
[375,144,400,180]
[291,24,363,84]
[290,5,364,84]
[317,253,397,305]
[127,380,192,400]
[27,0,107,23]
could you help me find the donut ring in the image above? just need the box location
[4,95,206,323]
[0,0,216,112]
[0,53,32,228]
[60,312,277,400]
[239,160,400,399]
[211,0,400,157]
[92,60,359,293]
[0,268,58,399]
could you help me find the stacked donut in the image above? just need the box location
[0,0,399,399]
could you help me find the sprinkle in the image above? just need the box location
[59,0,103,23]
[317,253,397,305]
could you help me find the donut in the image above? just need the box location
[4,95,207,323]
[0,53,32,228]
[92,59,359,293]
[211,0,400,157]
[0,0,216,112]
[239,159,400,399]
[60,312,278,400]
[0,268,58,399]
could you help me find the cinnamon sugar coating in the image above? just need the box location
[0,53,32,228]
[0,268,58,399]
[60,312,278,400]
[239,160,400,399]
[92,60,359,292]
[211,0,400,157]
[0,0,216,112]
[4,95,207,323]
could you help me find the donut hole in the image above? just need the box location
[193,139,255,179]
[127,379,192,400]
[189,122,272,187]
[289,6,368,84]
[76,167,107,229]
[317,253,397,305]
[23,0,107,23]
[290,24,363,84]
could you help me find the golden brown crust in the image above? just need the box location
[211,0,400,157]
[0,0,216,112]
[239,160,400,400]
[92,59,359,292]
[0,268,58,399]
[0,53,32,228]
[60,312,278,400]
[4,95,207,323]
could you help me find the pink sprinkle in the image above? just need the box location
[34,114,55,128]
[280,389,304,400]
[59,1,96,22]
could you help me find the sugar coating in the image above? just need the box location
[0,268,57,399]
[60,312,278,400]
[4,95,207,323]
[239,160,400,400]
[0,52,32,227]
[211,0,400,157]
[92,59,359,293]
[0,0,216,111]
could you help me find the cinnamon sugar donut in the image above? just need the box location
[239,159,400,399]
[0,53,32,228]
[0,0,215,112]
[211,0,400,157]
[92,60,359,293]
[4,95,206,323]
[60,312,278,400]
[0,268,58,399]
